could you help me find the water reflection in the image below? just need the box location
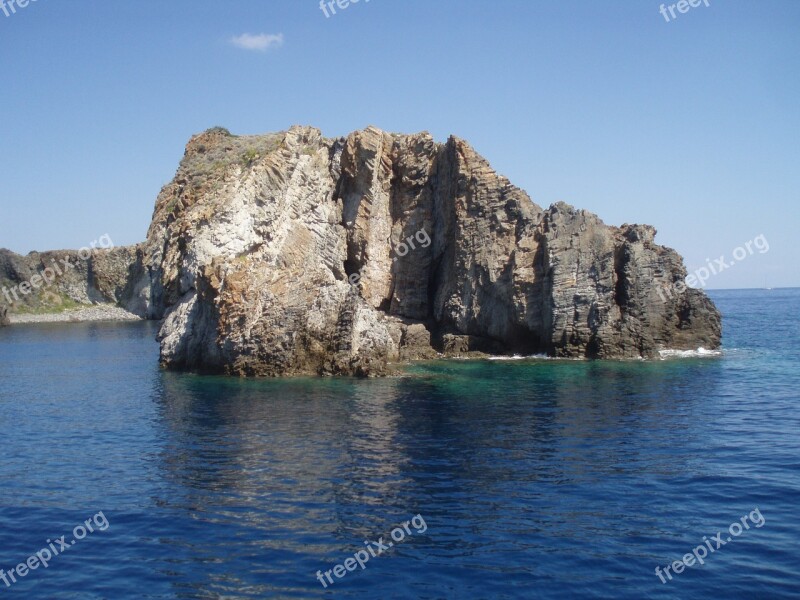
[145,358,726,597]
[2,312,797,599]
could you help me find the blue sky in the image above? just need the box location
[1,0,797,288]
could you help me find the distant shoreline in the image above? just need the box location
[7,305,142,325]
[706,286,799,291]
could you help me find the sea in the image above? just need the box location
[0,288,798,599]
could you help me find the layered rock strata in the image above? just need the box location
[128,126,721,375]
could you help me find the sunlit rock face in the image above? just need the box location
[130,125,720,376]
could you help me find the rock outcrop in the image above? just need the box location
[0,126,721,370]
[0,245,140,315]
[128,125,721,375]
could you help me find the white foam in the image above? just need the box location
[486,354,590,362]
[658,347,722,359]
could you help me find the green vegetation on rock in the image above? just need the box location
[179,132,284,193]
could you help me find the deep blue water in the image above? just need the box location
[0,288,798,599]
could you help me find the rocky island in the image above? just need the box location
[0,126,721,375]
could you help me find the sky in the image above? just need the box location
[0,0,798,289]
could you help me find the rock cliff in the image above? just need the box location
[129,125,721,375]
[0,245,139,315]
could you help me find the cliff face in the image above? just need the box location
[130,125,721,375]
[0,245,140,315]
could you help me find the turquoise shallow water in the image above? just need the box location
[0,288,798,599]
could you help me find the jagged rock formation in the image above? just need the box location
[127,125,721,375]
[0,246,139,314]
[0,126,721,370]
